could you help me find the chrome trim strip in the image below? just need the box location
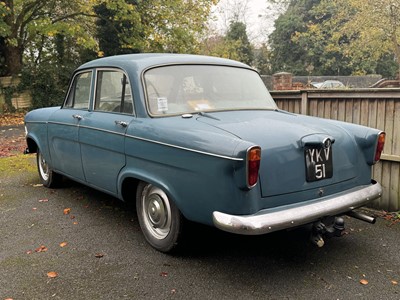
[25,121,48,124]
[79,125,126,136]
[213,180,382,235]
[48,121,76,127]
[125,134,243,161]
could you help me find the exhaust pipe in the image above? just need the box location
[346,211,376,224]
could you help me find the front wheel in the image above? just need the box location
[37,149,62,188]
[136,182,183,253]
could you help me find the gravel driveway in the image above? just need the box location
[0,129,399,299]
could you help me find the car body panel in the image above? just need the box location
[24,53,384,235]
[47,108,86,181]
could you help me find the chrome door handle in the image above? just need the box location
[115,120,128,127]
[72,114,83,120]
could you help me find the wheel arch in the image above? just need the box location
[26,136,39,154]
[118,169,181,212]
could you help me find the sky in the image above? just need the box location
[210,0,282,45]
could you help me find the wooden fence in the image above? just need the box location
[271,89,400,211]
[0,77,31,112]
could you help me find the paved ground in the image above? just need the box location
[0,125,26,157]
[0,154,399,300]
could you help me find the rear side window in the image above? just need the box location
[64,71,92,109]
[94,70,133,114]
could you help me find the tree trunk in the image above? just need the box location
[3,44,23,76]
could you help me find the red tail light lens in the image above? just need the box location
[374,132,385,163]
[247,146,261,188]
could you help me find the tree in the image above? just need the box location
[0,0,98,76]
[225,21,253,65]
[0,0,218,77]
[253,43,271,74]
[335,0,400,76]
[94,1,142,56]
[297,0,400,76]
[269,0,323,75]
[95,0,217,55]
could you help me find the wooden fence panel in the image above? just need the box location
[271,89,400,211]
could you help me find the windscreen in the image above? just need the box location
[143,65,277,116]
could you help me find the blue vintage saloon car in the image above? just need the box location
[25,54,385,252]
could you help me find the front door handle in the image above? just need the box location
[115,120,128,127]
[72,114,83,120]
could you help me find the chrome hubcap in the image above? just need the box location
[38,152,49,181]
[141,185,171,239]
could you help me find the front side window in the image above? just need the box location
[64,71,92,109]
[94,70,133,114]
[143,65,277,116]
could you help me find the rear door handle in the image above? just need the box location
[115,120,128,127]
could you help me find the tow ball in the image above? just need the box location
[310,217,345,247]
[310,211,377,247]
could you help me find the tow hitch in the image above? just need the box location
[310,210,376,247]
[310,217,345,247]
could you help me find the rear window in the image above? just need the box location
[143,65,277,116]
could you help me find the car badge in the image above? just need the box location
[322,138,332,149]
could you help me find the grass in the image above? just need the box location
[0,154,36,176]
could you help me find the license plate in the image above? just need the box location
[305,146,333,182]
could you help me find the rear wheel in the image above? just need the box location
[37,149,62,188]
[136,182,183,253]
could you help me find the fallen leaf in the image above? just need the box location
[4,298,13,300]
[70,215,76,219]
[35,245,48,253]
[63,208,71,215]
[32,207,37,210]
[171,289,177,294]
[59,242,67,248]
[360,279,369,285]
[160,272,168,277]
[38,199,48,203]
[95,253,104,258]
[392,280,398,285]
[73,221,78,225]
[33,184,43,187]
[26,250,32,255]
[47,271,58,278]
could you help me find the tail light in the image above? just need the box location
[374,132,385,163]
[247,146,261,188]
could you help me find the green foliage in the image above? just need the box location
[290,0,400,76]
[0,0,217,108]
[225,21,253,65]
[94,0,217,55]
[269,0,400,76]
[0,83,17,112]
[0,0,99,76]
[199,21,254,66]
[0,1,10,36]
[20,33,92,109]
[269,0,322,75]
[253,44,271,74]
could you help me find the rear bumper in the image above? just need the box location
[213,180,382,235]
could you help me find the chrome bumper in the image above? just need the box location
[213,180,382,235]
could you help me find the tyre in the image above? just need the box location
[37,148,62,188]
[136,182,183,253]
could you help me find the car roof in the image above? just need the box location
[77,53,251,72]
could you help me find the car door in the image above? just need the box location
[47,70,93,181]
[79,69,135,194]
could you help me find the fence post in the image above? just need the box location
[301,91,309,115]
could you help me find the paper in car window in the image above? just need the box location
[187,100,213,111]
[157,97,168,112]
